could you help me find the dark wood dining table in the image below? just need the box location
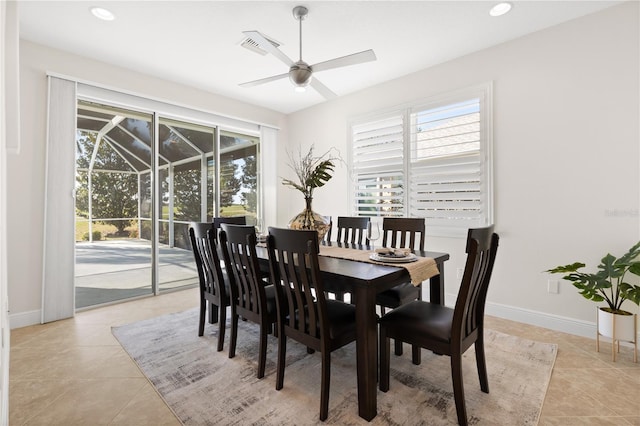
[256,241,449,421]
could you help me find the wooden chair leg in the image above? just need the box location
[228,312,238,358]
[209,301,218,324]
[257,324,267,379]
[412,344,421,365]
[276,333,286,390]
[198,300,206,337]
[319,349,331,421]
[217,304,226,352]
[475,337,489,393]
[379,328,390,392]
[451,353,468,426]
[394,339,403,356]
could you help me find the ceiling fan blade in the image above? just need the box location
[310,78,337,100]
[311,49,377,73]
[239,72,289,88]
[242,30,294,67]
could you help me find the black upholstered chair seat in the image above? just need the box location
[378,300,453,343]
[288,299,356,340]
[263,284,278,316]
[325,299,357,338]
[375,283,420,309]
[238,284,279,319]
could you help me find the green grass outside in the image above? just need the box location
[75,220,137,242]
[76,204,255,241]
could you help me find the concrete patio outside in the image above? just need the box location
[75,239,198,309]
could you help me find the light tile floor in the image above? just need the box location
[9,288,640,425]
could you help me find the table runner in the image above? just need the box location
[318,245,439,285]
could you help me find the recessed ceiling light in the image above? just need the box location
[489,2,512,17]
[90,7,115,21]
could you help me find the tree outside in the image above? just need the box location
[76,131,138,235]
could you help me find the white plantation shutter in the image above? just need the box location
[352,115,405,217]
[350,83,493,237]
[409,95,490,235]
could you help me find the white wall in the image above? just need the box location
[282,2,640,335]
[10,40,286,326]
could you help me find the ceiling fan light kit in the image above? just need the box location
[240,5,376,99]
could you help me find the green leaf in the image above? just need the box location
[628,262,640,276]
[546,262,585,274]
[306,159,335,189]
[598,253,625,279]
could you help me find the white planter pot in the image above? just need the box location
[597,307,636,342]
[596,307,637,362]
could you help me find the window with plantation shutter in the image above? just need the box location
[350,83,493,237]
[351,114,405,217]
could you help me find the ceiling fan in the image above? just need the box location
[239,5,377,99]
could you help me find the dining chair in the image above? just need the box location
[335,216,370,245]
[219,224,278,379]
[328,216,371,302]
[376,217,426,359]
[266,227,357,421]
[212,216,246,241]
[378,226,499,426]
[189,222,231,352]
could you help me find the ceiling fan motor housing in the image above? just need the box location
[289,61,312,86]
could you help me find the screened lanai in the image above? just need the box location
[75,100,260,309]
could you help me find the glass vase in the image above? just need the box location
[288,197,331,241]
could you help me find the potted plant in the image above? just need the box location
[282,145,340,240]
[546,241,640,361]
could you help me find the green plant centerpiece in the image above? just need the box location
[282,145,339,240]
[547,241,640,361]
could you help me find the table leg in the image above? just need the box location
[354,286,377,421]
[429,261,445,305]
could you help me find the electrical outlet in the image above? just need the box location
[547,280,559,294]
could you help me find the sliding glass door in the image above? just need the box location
[75,102,155,308]
[75,101,261,309]
[156,118,215,291]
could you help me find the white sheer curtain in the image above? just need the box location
[42,76,77,323]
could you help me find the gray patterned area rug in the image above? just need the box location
[112,308,557,425]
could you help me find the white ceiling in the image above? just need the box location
[18,0,622,114]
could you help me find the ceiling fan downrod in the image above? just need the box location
[293,5,307,61]
[290,6,312,89]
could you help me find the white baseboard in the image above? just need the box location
[483,299,639,347]
[483,300,595,338]
[9,309,41,329]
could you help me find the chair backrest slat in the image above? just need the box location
[381,218,425,251]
